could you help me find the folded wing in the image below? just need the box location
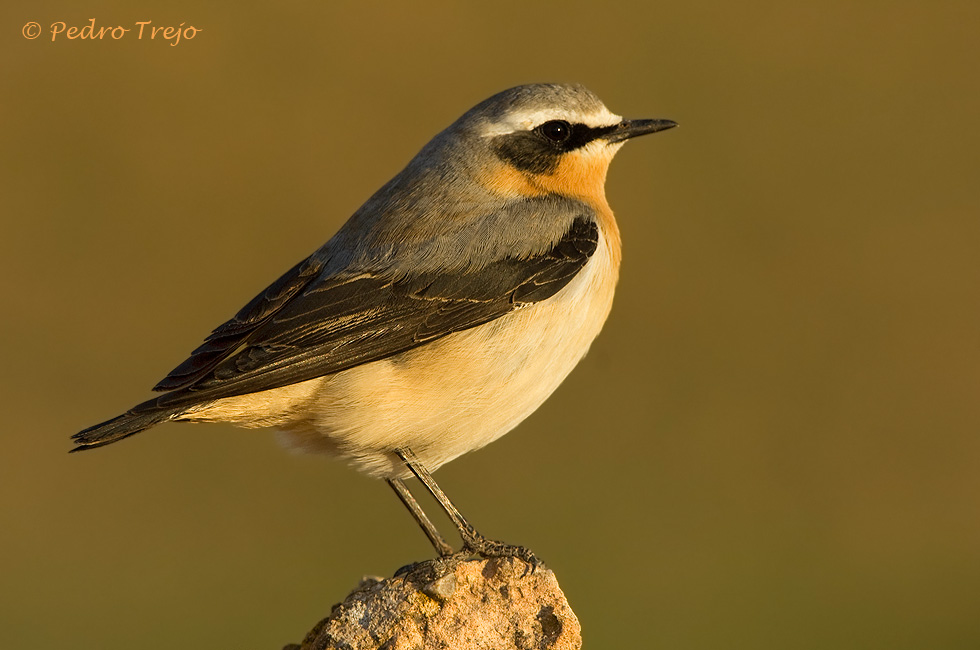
[150,216,599,410]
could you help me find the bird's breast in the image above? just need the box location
[274,216,622,478]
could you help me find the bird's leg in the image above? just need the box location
[394,449,538,566]
[386,478,455,557]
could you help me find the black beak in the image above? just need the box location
[605,118,678,143]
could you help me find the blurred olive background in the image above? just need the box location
[2,1,978,648]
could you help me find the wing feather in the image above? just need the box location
[151,216,598,410]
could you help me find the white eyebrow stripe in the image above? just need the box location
[481,107,623,136]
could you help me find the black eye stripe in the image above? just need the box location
[492,121,622,174]
[535,122,619,152]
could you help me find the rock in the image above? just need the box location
[285,556,581,650]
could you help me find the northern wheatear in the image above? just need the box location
[73,83,676,561]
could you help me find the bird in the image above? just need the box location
[72,83,676,562]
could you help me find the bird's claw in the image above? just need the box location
[460,538,543,576]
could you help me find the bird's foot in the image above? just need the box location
[458,534,542,574]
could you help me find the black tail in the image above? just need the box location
[71,404,182,452]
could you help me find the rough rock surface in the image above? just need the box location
[284,556,581,650]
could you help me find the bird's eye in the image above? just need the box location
[538,120,572,144]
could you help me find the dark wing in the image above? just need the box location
[152,254,325,391]
[151,217,598,410]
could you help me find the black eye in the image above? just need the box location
[538,120,572,144]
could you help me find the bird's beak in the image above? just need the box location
[605,118,678,143]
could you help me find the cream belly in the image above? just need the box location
[182,226,620,479]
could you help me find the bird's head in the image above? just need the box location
[445,83,676,205]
